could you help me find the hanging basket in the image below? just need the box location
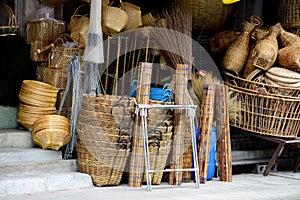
[0,3,19,36]
[102,5,128,36]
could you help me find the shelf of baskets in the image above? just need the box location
[135,103,200,191]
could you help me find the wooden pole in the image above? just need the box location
[128,62,153,187]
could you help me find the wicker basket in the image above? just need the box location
[121,2,142,30]
[210,30,242,54]
[278,0,300,29]
[102,6,128,36]
[26,19,66,42]
[29,40,52,62]
[173,0,234,33]
[0,3,19,36]
[32,115,70,150]
[42,68,68,90]
[76,94,134,186]
[49,47,82,68]
[224,72,300,138]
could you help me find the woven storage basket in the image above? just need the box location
[76,94,134,187]
[26,19,66,42]
[49,46,82,68]
[142,12,156,27]
[102,6,128,36]
[173,0,234,33]
[35,62,48,81]
[120,2,142,30]
[42,68,68,90]
[0,3,19,36]
[19,80,58,107]
[224,72,300,138]
[278,0,300,29]
[29,40,52,62]
[32,115,70,150]
[17,106,56,131]
[210,30,242,54]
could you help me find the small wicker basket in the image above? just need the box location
[120,2,142,30]
[102,6,128,36]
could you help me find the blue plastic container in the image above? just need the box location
[130,80,172,102]
[191,126,216,181]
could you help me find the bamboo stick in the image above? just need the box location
[169,64,189,185]
[198,84,215,184]
[105,37,110,93]
[216,84,232,182]
[128,62,153,187]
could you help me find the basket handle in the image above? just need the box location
[148,141,160,149]
[0,3,19,27]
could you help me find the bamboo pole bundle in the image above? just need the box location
[216,84,232,182]
[128,62,153,187]
[198,84,215,184]
[169,64,189,185]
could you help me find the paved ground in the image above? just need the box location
[2,171,300,200]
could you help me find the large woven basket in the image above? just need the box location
[278,0,300,29]
[76,94,134,187]
[32,115,70,150]
[224,72,300,138]
[173,0,234,33]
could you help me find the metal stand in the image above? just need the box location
[136,104,200,191]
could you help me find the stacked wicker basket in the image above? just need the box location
[76,94,135,187]
[18,80,58,131]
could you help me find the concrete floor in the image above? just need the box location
[2,171,300,200]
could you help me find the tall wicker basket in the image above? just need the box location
[76,94,135,187]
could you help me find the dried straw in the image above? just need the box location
[151,6,193,69]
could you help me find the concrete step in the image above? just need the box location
[0,148,62,163]
[0,172,93,197]
[0,129,34,148]
[0,159,77,176]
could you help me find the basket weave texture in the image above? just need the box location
[32,115,70,150]
[102,6,128,36]
[173,0,234,33]
[76,94,134,187]
[224,72,300,138]
[18,80,58,130]
[278,0,300,29]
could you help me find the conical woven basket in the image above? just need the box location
[32,115,70,150]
